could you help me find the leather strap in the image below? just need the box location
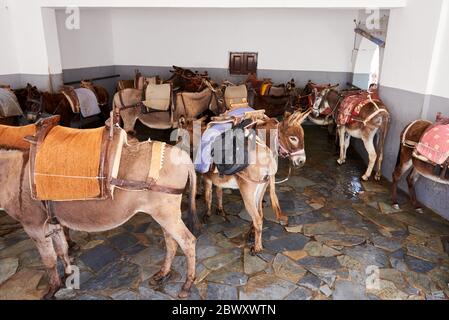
[110,178,184,195]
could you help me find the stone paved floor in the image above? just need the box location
[1,125,449,300]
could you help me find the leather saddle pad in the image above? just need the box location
[61,86,101,117]
[0,88,23,118]
[176,88,212,118]
[34,126,106,201]
[267,86,286,97]
[224,85,248,110]
[416,124,449,165]
[143,84,171,111]
[0,124,36,150]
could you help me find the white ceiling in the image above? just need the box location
[41,0,407,9]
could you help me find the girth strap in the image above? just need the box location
[110,178,184,195]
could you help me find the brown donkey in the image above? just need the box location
[202,110,310,254]
[312,88,390,181]
[392,113,449,211]
[0,128,200,299]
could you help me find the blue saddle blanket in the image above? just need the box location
[194,107,255,173]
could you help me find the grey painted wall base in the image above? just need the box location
[351,85,449,220]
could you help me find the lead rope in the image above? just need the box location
[273,124,293,185]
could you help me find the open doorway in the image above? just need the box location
[352,37,380,90]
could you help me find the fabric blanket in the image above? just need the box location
[194,107,254,173]
[0,88,23,118]
[0,124,36,150]
[416,124,449,165]
[75,88,101,117]
[34,126,105,201]
[337,92,380,126]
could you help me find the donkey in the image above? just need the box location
[0,129,200,299]
[392,113,449,211]
[311,87,390,181]
[22,84,109,126]
[202,110,310,254]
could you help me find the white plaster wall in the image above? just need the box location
[380,0,444,94]
[430,1,449,99]
[0,1,19,75]
[55,9,114,70]
[110,8,358,72]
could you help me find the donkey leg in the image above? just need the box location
[52,226,73,276]
[152,210,196,298]
[337,126,348,165]
[24,227,61,299]
[240,183,267,255]
[269,176,288,226]
[202,177,213,223]
[406,168,422,212]
[392,157,412,210]
[63,227,80,253]
[215,187,230,222]
[149,229,177,285]
[361,133,377,181]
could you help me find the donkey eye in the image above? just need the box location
[289,136,299,145]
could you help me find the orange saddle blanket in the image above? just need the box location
[0,124,36,150]
[34,126,105,201]
[337,91,380,126]
[416,124,449,165]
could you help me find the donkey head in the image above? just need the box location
[311,84,339,117]
[278,110,311,168]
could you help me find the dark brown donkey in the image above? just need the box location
[392,113,449,212]
[22,83,109,126]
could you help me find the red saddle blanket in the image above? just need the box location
[337,91,380,126]
[416,124,449,165]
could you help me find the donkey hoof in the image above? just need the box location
[201,214,211,224]
[250,246,262,256]
[278,216,289,226]
[178,286,191,299]
[337,159,345,165]
[374,174,381,181]
[149,272,172,286]
[362,175,370,181]
[392,204,400,210]
[43,286,59,300]
[415,208,424,214]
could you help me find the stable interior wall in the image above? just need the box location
[54,8,359,89]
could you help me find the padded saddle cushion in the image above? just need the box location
[0,124,36,150]
[143,84,171,111]
[176,88,212,119]
[0,88,23,118]
[224,85,248,110]
[416,124,449,165]
[34,126,105,201]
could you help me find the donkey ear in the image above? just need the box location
[296,109,312,124]
[436,112,443,122]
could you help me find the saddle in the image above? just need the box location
[175,88,213,119]
[60,86,102,117]
[0,88,23,118]
[415,115,449,178]
[0,123,36,150]
[194,107,266,174]
[142,83,172,112]
[28,116,126,201]
[224,85,248,110]
[337,91,383,126]
[80,80,107,106]
[212,118,255,176]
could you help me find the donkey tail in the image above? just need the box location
[187,164,201,236]
[376,111,391,171]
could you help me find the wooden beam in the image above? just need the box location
[355,28,386,47]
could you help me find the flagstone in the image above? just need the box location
[273,254,307,283]
[239,274,297,300]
